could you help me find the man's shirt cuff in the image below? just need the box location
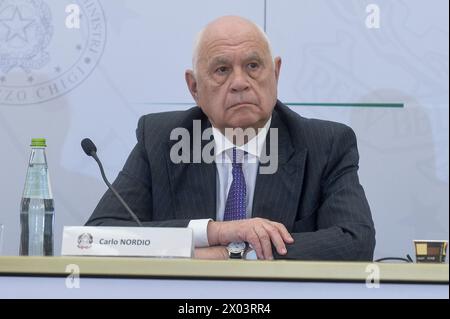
[245,249,258,260]
[188,219,212,248]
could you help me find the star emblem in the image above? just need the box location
[1,7,34,42]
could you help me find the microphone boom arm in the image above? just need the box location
[91,153,143,227]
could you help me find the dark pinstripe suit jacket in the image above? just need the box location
[86,101,376,261]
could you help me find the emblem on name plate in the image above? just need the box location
[77,232,93,249]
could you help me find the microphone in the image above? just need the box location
[81,138,143,226]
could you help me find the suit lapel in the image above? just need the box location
[252,108,307,231]
[165,110,216,220]
[164,104,307,228]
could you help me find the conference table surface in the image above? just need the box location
[0,256,448,299]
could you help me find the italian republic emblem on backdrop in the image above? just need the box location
[0,0,106,105]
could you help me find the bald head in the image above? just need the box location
[185,15,281,131]
[192,16,273,74]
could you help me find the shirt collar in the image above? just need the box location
[212,116,272,159]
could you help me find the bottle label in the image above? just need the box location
[23,166,53,199]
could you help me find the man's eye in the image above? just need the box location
[215,66,229,74]
[248,63,259,70]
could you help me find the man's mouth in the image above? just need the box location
[228,102,256,109]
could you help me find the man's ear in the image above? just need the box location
[274,57,282,82]
[185,70,199,103]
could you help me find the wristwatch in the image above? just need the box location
[227,242,248,259]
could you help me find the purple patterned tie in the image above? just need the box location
[223,147,247,221]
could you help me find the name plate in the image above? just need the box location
[61,226,193,258]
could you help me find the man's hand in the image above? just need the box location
[207,218,294,260]
[194,246,228,260]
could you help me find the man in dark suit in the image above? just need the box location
[86,16,375,261]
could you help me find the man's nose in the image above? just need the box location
[230,69,250,92]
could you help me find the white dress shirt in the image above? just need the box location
[188,117,272,247]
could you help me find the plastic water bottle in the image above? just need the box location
[20,138,54,256]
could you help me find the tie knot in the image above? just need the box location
[227,147,245,165]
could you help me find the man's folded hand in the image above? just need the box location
[207,218,294,260]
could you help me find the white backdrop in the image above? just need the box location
[0,0,448,260]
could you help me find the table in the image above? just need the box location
[0,257,448,299]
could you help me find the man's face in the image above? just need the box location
[186,27,281,130]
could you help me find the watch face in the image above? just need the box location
[228,242,246,253]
